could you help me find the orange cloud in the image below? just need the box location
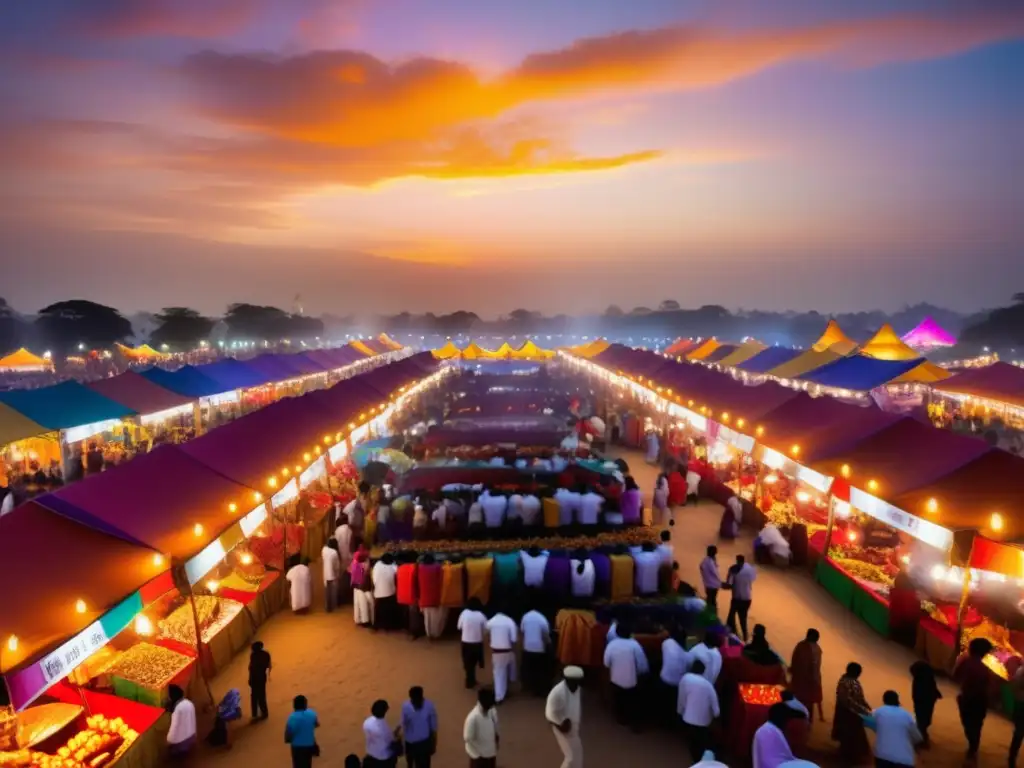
[181,7,1024,147]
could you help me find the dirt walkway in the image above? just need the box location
[196,448,1014,767]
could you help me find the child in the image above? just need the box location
[910,660,941,746]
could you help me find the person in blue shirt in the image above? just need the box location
[401,686,439,768]
[285,695,320,768]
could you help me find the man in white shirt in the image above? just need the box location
[726,555,757,641]
[578,487,604,527]
[363,699,398,764]
[321,539,341,613]
[690,635,723,684]
[872,690,922,767]
[554,487,580,526]
[371,553,399,631]
[166,685,196,756]
[661,628,691,687]
[286,558,312,614]
[678,660,720,762]
[686,469,701,504]
[520,608,552,696]
[570,552,596,599]
[603,623,649,729]
[464,688,499,767]
[520,494,542,528]
[633,542,662,596]
[334,516,353,568]
[656,530,674,566]
[480,490,508,530]
[458,599,489,688]
[486,611,518,702]
[520,548,549,589]
[507,493,523,525]
[546,667,583,768]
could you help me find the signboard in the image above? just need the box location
[716,424,755,453]
[201,390,240,407]
[63,418,124,444]
[7,591,142,710]
[849,487,953,551]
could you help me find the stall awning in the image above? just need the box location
[85,371,194,415]
[140,365,228,398]
[902,317,957,349]
[37,445,255,559]
[715,341,768,368]
[0,381,135,431]
[0,502,164,673]
[350,340,377,357]
[812,418,992,501]
[664,339,696,357]
[702,344,740,364]
[379,333,404,351]
[193,358,271,389]
[799,354,925,391]
[858,323,921,361]
[358,356,438,398]
[811,320,858,355]
[0,403,51,446]
[933,362,1024,409]
[890,451,1024,540]
[766,348,842,379]
[240,354,305,383]
[686,340,721,360]
[0,348,52,371]
[737,347,803,374]
[432,340,461,359]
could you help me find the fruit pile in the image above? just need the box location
[106,643,191,688]
[828,549,896,588]
[0,715,138,768]
[739,684,783,706]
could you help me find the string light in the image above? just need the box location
[253,492,263,502]
[193,523,204,537]
[7,635,18,652]
[282,467,290,476]
[925,498,938,514]
[75,599,87,614]
[152,553,165,567]
[228,503,237,513]
[267,477,278,488]
[840,464,851,479]
[314,446,321,455]
[737,418,745,428]
[134,615,154,636]
[303,452,311,461]
[205,579,220,593]
[867,479,879,492]
[991,513,1005,532]
[240,553,254,566]
[323,435,332,444]
[756,426,764,437]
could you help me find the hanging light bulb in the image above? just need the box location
[193,523,204,537]
[75,599,87,614]
[926,498,938,514]
[134,615,154,636]
[153,553,166,567]
[840,464,851,479]
[7,635,18,652]
[228,503,237,513]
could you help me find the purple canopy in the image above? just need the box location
[85,370,193,415]
[37,445,253,558]
[902,316,956,348]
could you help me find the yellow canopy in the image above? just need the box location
[460,342,487,360]
[859,323,920,361]
[564,339,609,358]
[715,341,768,368]
[686,339,721,360]
[378,333,404,351]
[766,348,842,379]
[0,348,52,371]
[510,340,555,360]
[116,343,168,361]
[0,402,51,446]
[482,342,515,359]
[890,360,952,384]
[349,340,376,357]
[432,340,461,359]
[812,320,858,355]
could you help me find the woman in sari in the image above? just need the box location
[790,629,825,722]
[831,662,871,765]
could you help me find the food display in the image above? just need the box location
[0,715,138,768]
[738,684,784,706]
[383,528,660,555]
[105,643,191,689]
[157,596,242,646]
[828,545,898,593]
[12,705,82,749]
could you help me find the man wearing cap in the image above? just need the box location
[546,668,584,767]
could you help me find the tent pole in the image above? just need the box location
[954,534,978,656]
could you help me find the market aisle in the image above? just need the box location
[620,447,1016,767]
[198,448,1015,768]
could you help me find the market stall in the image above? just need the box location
[85,372,197,457]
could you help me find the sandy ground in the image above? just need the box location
[195,448,1016,767]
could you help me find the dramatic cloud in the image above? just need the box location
[180,7,1024,146]
[80,0,264,38]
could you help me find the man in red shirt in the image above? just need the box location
[954,636,994,763]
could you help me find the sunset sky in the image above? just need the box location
[1,0,1022,317]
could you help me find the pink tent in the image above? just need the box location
[902,316,956,349]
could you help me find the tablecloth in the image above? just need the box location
[815,558,856,609]
[730,684,783,758]
[849,581,890,638]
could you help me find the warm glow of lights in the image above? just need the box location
[926,498,938,514]
[796,491,811,503]
[840,464,851,479]
[335,432,342,442]
[134,615,154,636]
[900,554,911,566]
[764,474,779,485]
[867,479,879,492]
[688,400,694,407]
[295,464,302,473]
[253,492,263,502]
[75,599,87,614]
[314,445,321,455]
[991,513,1004,532]
[847,531,858,543]
[756,426,764,437]
[282,467,290,476]
[206,579,220,593]
[240,553,254,566]
[193,523,204,537]
[7,635,19,652]
[303,452,311,461]
[324,435,332,444]
[267,476,278,488]
[790,444,800,456]
[152,553,165,567]
[228,503,237,513]
[737,418,745,428]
